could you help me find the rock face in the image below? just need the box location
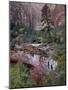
[51,4,65,27]
[9,2,37,28]
[9,2,65,30]
[10,43,57,71]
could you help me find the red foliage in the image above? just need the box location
[10,50,18,64]
[31,63,43,85]
[10,58,18,64]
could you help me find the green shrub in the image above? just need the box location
[10,63,36,88]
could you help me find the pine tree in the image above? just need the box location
[41,4,54,43]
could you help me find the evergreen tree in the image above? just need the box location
[41,4,54,43]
